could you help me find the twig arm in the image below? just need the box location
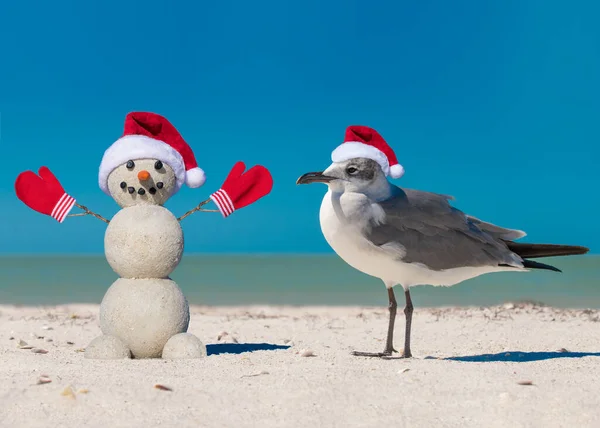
[67,203,110,224]
[178,198,219,222]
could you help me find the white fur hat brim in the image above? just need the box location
[331,141,390,175]
[331,141,405,179]
[98,135,186,195]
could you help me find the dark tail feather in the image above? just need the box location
[503,241,589,259]
[499,259,563,272]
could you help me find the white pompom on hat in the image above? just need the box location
[98,112,206,195]
[331,125,405,179]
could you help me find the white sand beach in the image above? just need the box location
[1,303,599,428]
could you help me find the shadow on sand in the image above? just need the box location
[207,343,290,356]
[428,351,600,363]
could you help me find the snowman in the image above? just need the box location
[15,112,273,360]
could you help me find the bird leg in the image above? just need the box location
[402,289,414,358]
[177,198,220,222]
[384,287,398,354]
[352,288,415,359]
[352,288,398,358]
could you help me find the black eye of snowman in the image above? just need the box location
[126,160,135,169]
[154,160,163,170]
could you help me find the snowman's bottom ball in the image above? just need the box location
[104,205,184,279]
[99,278,190,359]
[84,335,131,360]
[162,333,207,359]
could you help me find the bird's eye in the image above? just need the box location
[154,160,163,170]
[346,166,358,175]
[126,160,135,169]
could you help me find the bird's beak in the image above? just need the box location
[296,171,337,185]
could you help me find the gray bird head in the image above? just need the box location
[297,158,391,197]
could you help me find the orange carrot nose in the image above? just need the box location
[138,170,150,181]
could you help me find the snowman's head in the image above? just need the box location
[106,158,178,208]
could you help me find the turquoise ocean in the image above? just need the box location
[0,254,598,308]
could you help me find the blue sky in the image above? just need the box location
[0,0,598,254]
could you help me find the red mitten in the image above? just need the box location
[14,166,76,223]
[210,161,273,218]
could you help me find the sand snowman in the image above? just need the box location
[14,112,273,360]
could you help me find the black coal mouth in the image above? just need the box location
[120,181,164,196]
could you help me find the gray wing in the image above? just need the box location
[364,187,524,271]
[465,215,526,241]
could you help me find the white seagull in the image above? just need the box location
[296,125,589,359]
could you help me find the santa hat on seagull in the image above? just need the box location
[331,125,404,179]
[98,112,206,195]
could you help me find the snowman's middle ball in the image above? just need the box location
[104,205,184,278]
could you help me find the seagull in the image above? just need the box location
[296,125,589,359]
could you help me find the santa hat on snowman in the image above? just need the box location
[98,112,206,195]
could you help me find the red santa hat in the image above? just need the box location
[331,125,405,179]
[98,112,206,195]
